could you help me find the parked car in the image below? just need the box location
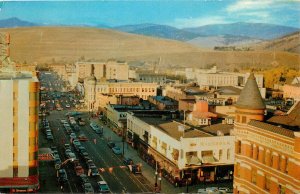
[97,181,110,193]
[95,128,103,135]
[64,144,71,150]
[112,146,122,155]
[79,174,89,185]
[67,152,77,160]
[107,142,115,149]
[70,133,77,139]
[46,134,54,140]
[57,169,68,184]
[83,183,94,194]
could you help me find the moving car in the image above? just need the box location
[107,142,115,149]
[112,146,122,155]
[89,166,100,176]
[97,181,110,193]
[123,158,133,165]
[89,122,100,131]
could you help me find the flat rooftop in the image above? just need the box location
[0,70,33,80]
[136,115,212,140]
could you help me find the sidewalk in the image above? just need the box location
[93,118,204,193]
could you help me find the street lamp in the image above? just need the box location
[158,176,162,192]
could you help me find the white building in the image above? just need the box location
[127,111,234,185]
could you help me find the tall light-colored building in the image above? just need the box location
[84,75,157,111]
[75,60,129,82]
[0,71,39,192]
[233,73,300,194]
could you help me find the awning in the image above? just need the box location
[201,155,216,164]
[186,155,201,165]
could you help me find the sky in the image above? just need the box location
[0,0,299,28]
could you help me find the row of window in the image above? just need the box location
[237,141,289,174]
[108,87,156,93]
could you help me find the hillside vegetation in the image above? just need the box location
[252,31,300,54]
[1,27,299,72]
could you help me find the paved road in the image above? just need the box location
[47,110,154,193]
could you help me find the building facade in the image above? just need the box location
[75,60,129,82]
[127,111,234,186]
[233,73,300,194]
[0,71,39,192]
[84,78,157,112]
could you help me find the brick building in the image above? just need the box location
[233,73,300,194]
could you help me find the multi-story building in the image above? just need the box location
[136,72,167,85]
[75,60,129,82]
[127,110,234,186]
[0,70,39,192]
[196,72,264,90]
[233,73,300,194]
[283,84,300,101]
[148,96,178,110]
[84,75,157,112]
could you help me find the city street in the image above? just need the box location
[39,72,154,193]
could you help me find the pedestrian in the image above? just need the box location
[94,138,97,144]
[60,185,64,192]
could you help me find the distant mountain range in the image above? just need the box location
[183,22,300,40]
[0,17,299,50]
[113,23,199,41]
[187,35,262,49]
[0,17,37,28]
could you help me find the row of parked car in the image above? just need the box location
[42,118,54,141]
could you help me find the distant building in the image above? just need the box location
[148,96,178,110]
[127,110,234,186]
[0,71,39,192]
[136,72,167,85]
[84,74,157,112]
[233,73,300,194]
[186,101,217,126]
[283,84,300,101]
[75,60,129,82]
[196,71,264,91]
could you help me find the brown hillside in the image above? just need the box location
[1,27,299,71]
[2,26,201,63]
[253,31,300,54]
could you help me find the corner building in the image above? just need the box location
[233,73,300,194]
[0,71,39,192]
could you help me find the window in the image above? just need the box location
[251,170,257,184]
[242,116,246,123]
[278,184,286,194]
[265,175,270,191]
[236,162,241,177]
[219,150,223,161]
[227,149,230,160]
